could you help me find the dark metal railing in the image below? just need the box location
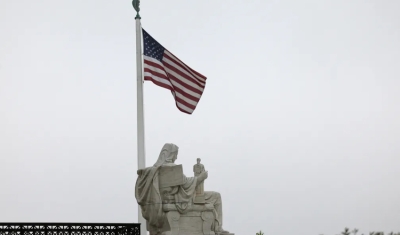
[0,223,140,235]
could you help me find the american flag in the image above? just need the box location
[142,29,207,114]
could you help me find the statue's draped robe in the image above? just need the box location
[135,165,165,234]
[135,163,223,234]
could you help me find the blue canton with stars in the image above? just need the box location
[143,29,165,62]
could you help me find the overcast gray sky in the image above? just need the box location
[1,0,400,234]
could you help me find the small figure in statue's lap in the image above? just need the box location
[193,158,206,204]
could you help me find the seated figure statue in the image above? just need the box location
[135,143,232,235]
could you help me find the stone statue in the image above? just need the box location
[193,158,205,204]
[135,143,233,235]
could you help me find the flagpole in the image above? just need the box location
[133,1,147,235]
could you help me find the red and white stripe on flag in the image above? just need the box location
[142,29,207,114]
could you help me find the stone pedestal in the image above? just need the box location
[162,206,216,235]
[193,194,205,204]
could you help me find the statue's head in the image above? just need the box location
[197,158,201,164]
[169,144,179,163]
[153,143,179,167]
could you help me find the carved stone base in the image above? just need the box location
[193,194,206,204]
[164,211,180,235]
[162,210,215,235]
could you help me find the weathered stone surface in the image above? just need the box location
[193,158,206,204]
[135,143,233,235]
